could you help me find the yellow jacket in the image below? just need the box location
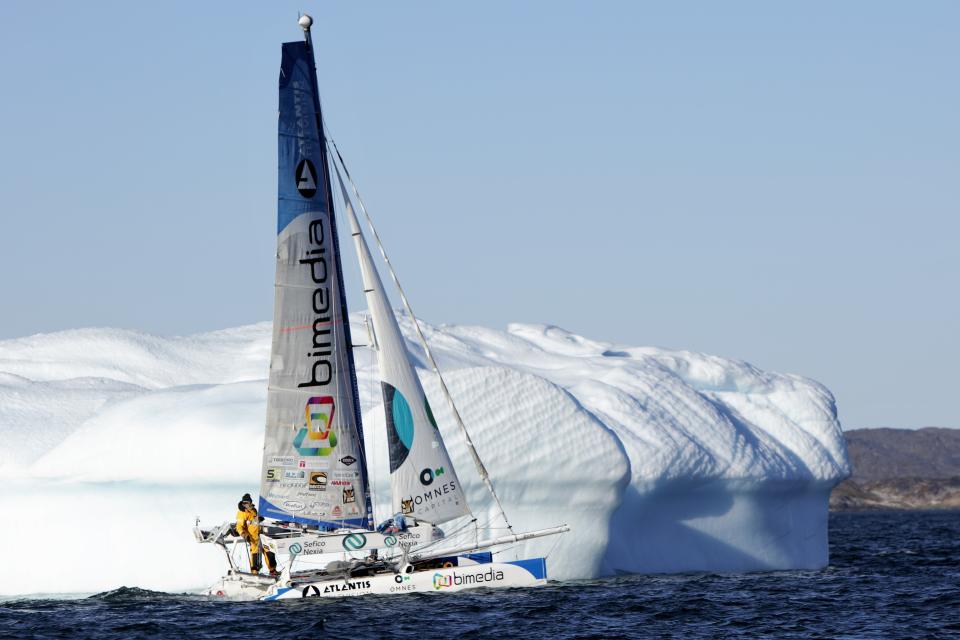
[236,507,260,542]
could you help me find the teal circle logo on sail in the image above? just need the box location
[383,535,398,547]
[289,542,303,555]
[342,533,367,550]
[382,383,413,472]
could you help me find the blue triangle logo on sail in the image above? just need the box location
[296,158,317,198]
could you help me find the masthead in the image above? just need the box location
[298,14,313,31]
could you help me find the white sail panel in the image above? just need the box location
[258,213,369,528]
[336,171,470,525]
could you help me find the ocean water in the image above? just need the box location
[2,511,958,640]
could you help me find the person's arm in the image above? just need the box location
[236,512,248,538]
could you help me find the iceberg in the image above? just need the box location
[0,318,849,595]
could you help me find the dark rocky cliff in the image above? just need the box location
[830,427,960,510]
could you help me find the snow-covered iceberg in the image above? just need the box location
[0,318,849,595]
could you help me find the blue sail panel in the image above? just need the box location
[277,41,331,235]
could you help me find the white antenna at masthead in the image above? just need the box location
[299,13,315,51]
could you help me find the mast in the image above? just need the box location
[257,15,373,530]
[299,13,374,529]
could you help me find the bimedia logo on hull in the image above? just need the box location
[433,568,505,590]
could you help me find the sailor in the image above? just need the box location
[236,494,279,577]
[376,512,409,534]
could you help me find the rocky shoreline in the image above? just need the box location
[829,427,960,511]
[830,477,960,511]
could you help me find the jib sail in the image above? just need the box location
[257,37,371,529]
[335,169,470,525]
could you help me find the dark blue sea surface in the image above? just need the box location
[2,511,958,639]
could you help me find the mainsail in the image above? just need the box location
[335,168,471,525]
[257,38,371,529]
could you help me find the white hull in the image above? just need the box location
[202,558,547,601]
[265,558,547,600]
[204,571,277,600]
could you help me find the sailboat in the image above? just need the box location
[193,14,567,600]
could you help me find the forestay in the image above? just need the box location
[336,169,471,525]
[258,40,371,529]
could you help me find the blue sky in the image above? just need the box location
[0,1,957,429]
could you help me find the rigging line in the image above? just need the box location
[544,531,563,559]
[473,516,497,531]
[409,517,477,555]
[326,136,515,534]
[489,543,519,558]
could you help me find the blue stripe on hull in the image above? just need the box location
[505,557,548,580]
[263,587,293,601]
